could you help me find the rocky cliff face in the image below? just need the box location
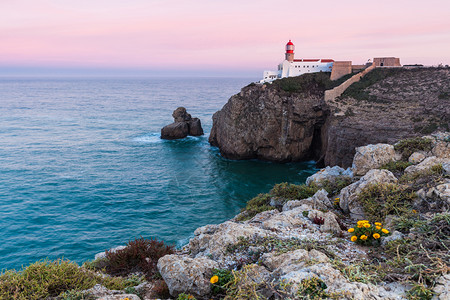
[209,74,331,162]
[209,68,450,167]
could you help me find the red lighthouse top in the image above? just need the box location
[286,40,295,53]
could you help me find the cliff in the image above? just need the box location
[209,68,450,167]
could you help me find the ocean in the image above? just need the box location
[0,77,318,271]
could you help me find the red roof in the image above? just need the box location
[293,59,334,62]
[286,40,294,46]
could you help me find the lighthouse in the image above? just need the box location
[285,40,295,62]
[260,40,335,83]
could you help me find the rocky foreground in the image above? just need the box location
[79,132,449,300]
[209,68,450,167]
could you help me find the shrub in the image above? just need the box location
[357,183,416,220]
[319,177,353,196]
[177,293,197,300]
[347,220,390,246]
[271,72,334,93]
[394,137,432,160]
[235,193,273,221]
[271,182,318,200]
[105,237,174,279]
[210,269,233,296]
[380,161,412,173]
[406,283,434,300]
[237,182,319,221]
[224,265,269,300]
[297,277,329,299]
[0,259,138,300]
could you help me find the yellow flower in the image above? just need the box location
[360,235,368,240]
[412,209,417,214]
[374,222,382,226]
[382,228,389,234]
[348,228,355,233]
[376,226,381,230]
[210,275,219,284]
[335,197,340,200]
[373,233,380,239]
[364,223,371,228]
[357,224,363,228]
[351,236,358,242]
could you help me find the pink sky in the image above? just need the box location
[1,0,449,75]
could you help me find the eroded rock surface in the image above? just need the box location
[161,107,204,140]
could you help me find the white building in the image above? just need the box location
[260,40,334,83]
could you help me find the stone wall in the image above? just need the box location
[373,57,401,67]
[330,61,352,80]
[324,64,375,102]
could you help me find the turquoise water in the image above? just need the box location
[0,77,317,270]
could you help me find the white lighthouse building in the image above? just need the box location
[260,40,334,83]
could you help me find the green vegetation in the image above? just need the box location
[224,265,268,300]
[237,182,319,221]
[406,283,435,300]
[347,220,390,246]
[0,259,140,300]
[357,183,416,221]
[383,213,449,290]
[177,293,197,300]
[297,277,329,299]
[317,176,353,197]
[270,72,336,93]
[380,161,412,173]
[210,269,233,296]
[331,259,384,284]
[394,137,433,160]
[104,236,174,280]
[227,236,335,259]
[342,68,407,101]
[399,164,445,192]
[438,91,449,100]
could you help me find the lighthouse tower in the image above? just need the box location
[285,40,295,62]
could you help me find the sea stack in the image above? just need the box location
[161,107,204,140]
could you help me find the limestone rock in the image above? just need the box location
[408,151,426,164]
[306,166,353,186]
[431,132,450,159]
[339,169,398,219]
[157,255,218,297]
[95,245,126,260]
[188,221,272,260]
[308,210,342,234]
[172,107,192,122]
[432,273,450,300]
[208,82,329,162]
[86,284,140,300]
[161,107,204,140]
[404,156,446,175]
[352,144,397,176]
[161,122,189,139]
[189,118,204,136]
[279,263,406,299]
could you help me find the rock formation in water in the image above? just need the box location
[209,68,450,167]
[161,107,204,140]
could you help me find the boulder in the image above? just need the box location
[306,166,353,186]
[432,273,450,300]
[188,221,272,261]
[431,132,450,159]
[157,255,218,297]
[307,210,342,234]
[408,151,426,164]
[172,107,192,122]
[161,122,189,139]
[161,107,204,140]
[189,118,204,136]
[352,144,397,176]
[404,156,446,175]
[278,263,406,299]
[339,169,398,219]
